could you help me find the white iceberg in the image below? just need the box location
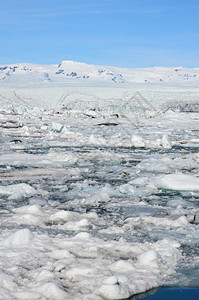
[50,122,64,133]
[155,173,199,192]
[0,183,37,200]
[3,229,34,247]
[131,134,145,147]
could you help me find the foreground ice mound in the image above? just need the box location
[0,228,181,299]
[155,173,199,192]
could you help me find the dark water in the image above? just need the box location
[132,287,199,300]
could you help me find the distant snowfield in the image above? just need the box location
[0,81,199,116]
[0,62,199,299]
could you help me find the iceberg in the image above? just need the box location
[0,183,37,200]
[155,173,199,192]
[3,229,34,247]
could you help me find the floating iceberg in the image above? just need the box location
[0,183,37,200]
[155,173,199,192]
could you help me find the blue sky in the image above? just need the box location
[0,0,199,67]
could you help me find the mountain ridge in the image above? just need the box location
[0,60,199,86]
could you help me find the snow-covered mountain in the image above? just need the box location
[0,60,199,86]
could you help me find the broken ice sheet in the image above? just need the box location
[0,82,199,299]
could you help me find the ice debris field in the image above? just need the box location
[0,62,199,299]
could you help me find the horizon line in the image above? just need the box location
[0,60,198,69]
